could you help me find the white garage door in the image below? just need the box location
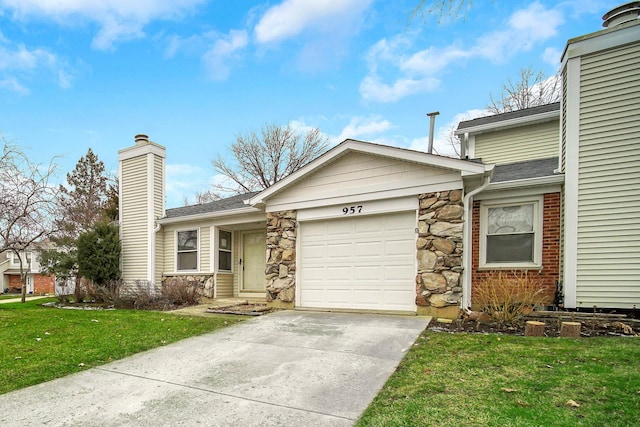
[299,210,416,312]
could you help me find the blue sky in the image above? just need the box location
[0,0,616,208]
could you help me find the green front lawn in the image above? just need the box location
[0,298,245,394]
[357,330,640,427]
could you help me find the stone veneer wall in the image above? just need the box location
[265,210,297,305]
[162,275,214,298]
[415,190,464,311]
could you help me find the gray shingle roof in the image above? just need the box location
[492,157,560,182]
[457,103,560,131]
[164,192,259,219]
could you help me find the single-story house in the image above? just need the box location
[117,5,639,317]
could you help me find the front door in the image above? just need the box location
[26,275,34,294]
[240,231,266,293]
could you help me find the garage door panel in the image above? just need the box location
[326,266,352,280]
[354,241,384,258]
[300,210,416,312]
[353,265,382,280]
[324,243,351,259]
[354,216,381,233]
[384,265,414,280]
[385,240,415,256]
[301,244,326,260]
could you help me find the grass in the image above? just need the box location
[0,298,245,394]
[357,330,640,427]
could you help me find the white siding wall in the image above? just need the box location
[267,152,462,211]
[576,41,640,308]
[475,121,559,165]
[120,156,149,283]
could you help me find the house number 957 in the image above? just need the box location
[342,205,363,215]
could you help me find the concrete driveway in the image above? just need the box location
[0,310,429,426]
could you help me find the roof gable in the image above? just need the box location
[249,139,488,206]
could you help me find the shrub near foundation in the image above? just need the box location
[474,271,547,326]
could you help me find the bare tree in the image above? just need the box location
[487,67,561,114]
[411,0,474,23]
[207,123,328,200]
[0,137,57,302]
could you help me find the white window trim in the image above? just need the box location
[215,227,233,274]
[175,228,200,272]
[479,195,543,270]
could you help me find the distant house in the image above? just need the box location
[117,5,639,316]
[0,247,55,295]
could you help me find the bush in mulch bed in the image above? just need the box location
[430,310,639,337]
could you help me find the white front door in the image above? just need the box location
[26,275,34,294]
[240,230,266,293]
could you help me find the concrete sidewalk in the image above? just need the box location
[0,310,429,426]
[0,295,50,304]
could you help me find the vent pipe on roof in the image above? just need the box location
[135,134,150,146]
[603,1,640,27]
[426,111,439,154]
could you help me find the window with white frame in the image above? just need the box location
[177,230,198,271]
[480,197,542,268]
[218,229,232,272]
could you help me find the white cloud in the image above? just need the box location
[202,30,248,80]
[254,0,372,44]
[0,39,74,92]
[0,76,29,94]
[542,47,562,66]
[165,163,211,208]
[0,0,205,50]
[360,2,566,103]
[360,75,440,103]
[335,115,395,142]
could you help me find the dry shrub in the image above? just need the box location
[116,279,200,310]
[161,277,200,307]
[474,271,547,326]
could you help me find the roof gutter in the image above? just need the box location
[455,110,559,136]
[483,174,564,192]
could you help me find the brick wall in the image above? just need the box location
[471,192,561,306]
[6,274,55,294]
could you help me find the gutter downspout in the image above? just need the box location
[461,170,492,309]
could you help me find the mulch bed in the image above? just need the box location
[429,311,640,337]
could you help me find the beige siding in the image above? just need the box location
[120,156,149,282]
[475,120,559,165]
[161,222,213,273]
[216,274,233,298]
[153,156,164,285]
[268,152,461,209]
[576,41,640,308]
[162,228,175,273]
[200,226,210,272]
[232,232,240,297]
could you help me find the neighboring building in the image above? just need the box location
[0,248,55,295]
[118,5,639,317]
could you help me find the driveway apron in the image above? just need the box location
[0,310,429,426]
